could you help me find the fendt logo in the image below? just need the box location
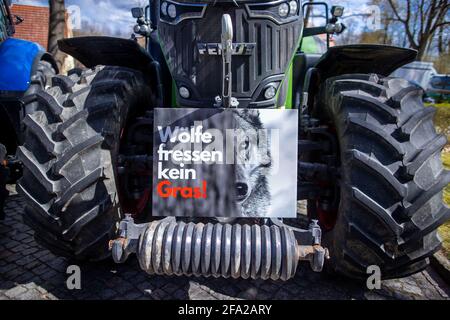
[197,43,256,56]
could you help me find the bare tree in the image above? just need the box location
[437,25,450,54]
[386,0,450,60]
[48,0,66,69]
[304,0,314,27]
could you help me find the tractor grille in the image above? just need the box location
[157,1,303,108]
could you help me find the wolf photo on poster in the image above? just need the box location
[152,108,298,218]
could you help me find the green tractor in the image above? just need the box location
[18,0,449,281]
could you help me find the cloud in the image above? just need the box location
[12,0,139,37]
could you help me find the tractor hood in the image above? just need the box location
[157,0,303,108]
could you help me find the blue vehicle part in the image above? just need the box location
[0,38,44,92]
[0,37,57,152]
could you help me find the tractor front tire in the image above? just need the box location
[18,66,151,260]
[319,74,450,280]
[23,60,56,113]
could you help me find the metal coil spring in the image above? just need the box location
[137,220,299,281]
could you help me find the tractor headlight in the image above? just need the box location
[264,84,277,100]
[331,6,345,18]
[278,3,289,18]
[159,1,207,25]
[161,2,168,16]
[289,1,298,15]
[167,4,177,19]
[179,86,190,99]
[245,0,301,25]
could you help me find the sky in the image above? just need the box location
[12,0,374,38]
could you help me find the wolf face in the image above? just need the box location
[233,110,272,217]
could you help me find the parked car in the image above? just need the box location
[391,61,437,91]
[427,74,450,103]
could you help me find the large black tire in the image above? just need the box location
[23,60,56,114]
[18,66,152,260]
[318,74,450,280]
[28,60,55,91]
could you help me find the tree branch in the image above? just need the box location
[387,0,418,48]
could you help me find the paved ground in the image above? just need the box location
[0,194,449,300]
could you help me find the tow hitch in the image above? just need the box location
[110,216,329,281]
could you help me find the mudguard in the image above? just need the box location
[58,36,166,106]
[58,36,155,73]
[292,44,418,108]
[315,44,417,79]
[0,38,56,92]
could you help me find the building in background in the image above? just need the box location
[10,4,49,49]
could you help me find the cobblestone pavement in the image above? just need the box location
[1,194,449,300]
